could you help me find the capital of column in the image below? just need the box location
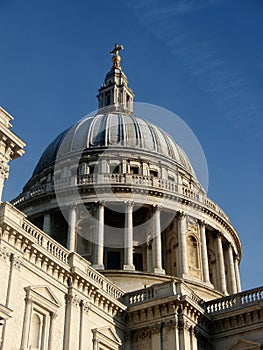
[0,159,9,180]
[234,256,240,263]
[98,200,105,208]
[177,210,187,220]
[150,323,161,335]
[152,204,162,209]
[124,200,134,209]
[215,230,223,239]
[198,219,207,227]
[69,203,77,211]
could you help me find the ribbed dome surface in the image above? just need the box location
[33,112,195,176]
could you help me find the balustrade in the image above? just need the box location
[204,286,263,314]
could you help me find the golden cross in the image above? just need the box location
[110,43,124,69]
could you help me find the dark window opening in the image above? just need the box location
[89,165,95,174]
[134,253,143,271]
[110,165,119,174]
[130,166,139,175]
[106,93,111,106]
[150,170,158,177]
[168,175,175,182]
[107,251,121,269]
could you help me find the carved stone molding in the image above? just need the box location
[164,319,177,331]
[135,327,151,341]
[81,300,90,313]
[65,293,81,307]
[0,246,10,261]
[10,254,23,270]
[0,154,9,179]
[150,323,161,335]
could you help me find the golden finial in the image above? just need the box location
[110,43,124,69]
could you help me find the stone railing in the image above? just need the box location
[12,172,230,225]
[124,280,203,307]
[0,202,124,301]
[21,218,70,264]
[126,286,155,305]
[204,286,263,314]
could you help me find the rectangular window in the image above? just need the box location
[150,170,158,177]
[130,166,139,175]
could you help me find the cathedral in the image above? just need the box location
[0,44,263,350]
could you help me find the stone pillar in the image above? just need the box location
[43,211,51,235]
[234,257,242,292]
[64,291,81,350]
[67,205,77,252]
[152,206,165,274]
[190,326,198,350]
[20,297,33,350]
[0,164,9,202]
[47,312,56,350]
[124,202,135,270]
[164,320,179,350]
[0,108,26,201]
[227,244,237,294]
[178,212,188,277]
[93,202,105,270]
[199,221,210,284]
[178,318,191,350]
[215,233,227,295]
[150,323,161,350]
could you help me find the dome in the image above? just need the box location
[33,111,195,177]
[12,45,242,302]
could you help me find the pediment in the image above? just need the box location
[92,326,121,346]
[24,285,60,308]
[227,338,261,350]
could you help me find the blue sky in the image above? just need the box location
[0,0,262,290]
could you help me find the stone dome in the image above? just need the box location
[33,111,195,177]
[12,47,242,301]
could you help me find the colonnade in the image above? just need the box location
[41,203,241,295]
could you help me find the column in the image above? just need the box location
[227,244,237,294]
[150,324,161,350]
[67,205,77,252]
[47,313,56,350]
[215,233,227,295]
[234,256,242,292]
[178,212,188,277]
[20,297,33,350]
[178,318,191,350]
[199,221,210,284]
[64,292,81,350]
[123,202,135,270]
[43,211,51,235]
[164,320,179,350]
[152,206,164,274]
[190,326,198,350]
[0,151,9,202]
[93,202,105,270]
[0,174,6,202]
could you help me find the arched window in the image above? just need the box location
[29,312,42,349]
[168,237,178,276]
[187,235,200,278]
